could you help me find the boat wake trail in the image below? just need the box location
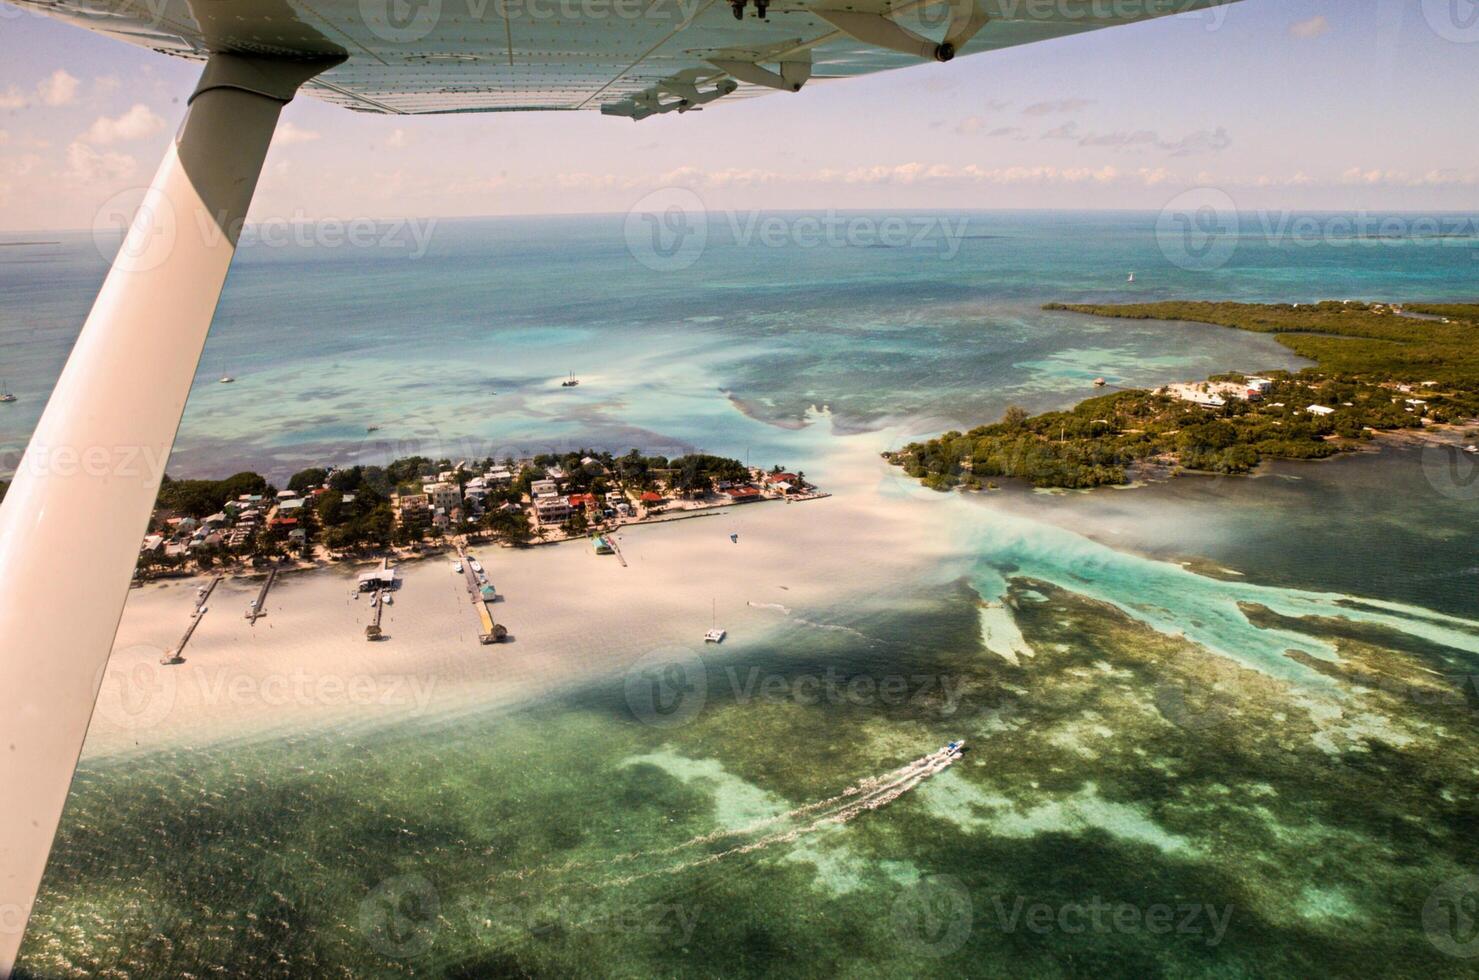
[494,743,965,887]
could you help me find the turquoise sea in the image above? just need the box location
[5,211,1479,977]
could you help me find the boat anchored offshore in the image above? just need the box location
[561,370,580,387]
[0,381,15,403]
[1126,271,1136,283]
[704,628,726,643]
[219,375,235,383]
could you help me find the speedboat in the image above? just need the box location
[469,559,483,573]
[704,628,726,643]
[942,740,967,758]
[453,562,463,573]
[219,375,235,383]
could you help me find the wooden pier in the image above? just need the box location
[246,563,278,623]
[365,588,384,640]
[162,574,223,664]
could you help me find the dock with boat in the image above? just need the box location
[246,563,278,623]
[457,546,506,644]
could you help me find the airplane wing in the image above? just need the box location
[10,0,1240,118]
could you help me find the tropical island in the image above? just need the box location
[134,448,821,578]
[887,300,1479,490]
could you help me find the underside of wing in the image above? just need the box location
[13,0,1238,115]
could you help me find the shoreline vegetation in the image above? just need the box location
[136,449,823,582]
[886,300,1479,491]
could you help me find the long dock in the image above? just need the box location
[195,573,222,611]
[366,588,385,640]
[607,534,628,568]
[246,563,278,623]
[162,608,206,665]
[457,546,505,643]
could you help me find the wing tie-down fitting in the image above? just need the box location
[816,0,988,63]
[601,72,739,120]
[706,47,812,92]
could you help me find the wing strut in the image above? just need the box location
[0,51,340,976]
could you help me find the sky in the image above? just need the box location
[0,0,1476,231]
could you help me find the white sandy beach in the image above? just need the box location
[88,436,961,758]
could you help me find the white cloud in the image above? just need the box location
[275,122,321,145]
[1021,98,1094,117]
[37,70,80,107]
[1289,15,1330,39]
[0,87,28,110]
[386,128,409,148]
[65,141,136,182]
[81,104,166,145]
[1040,120,1231,156]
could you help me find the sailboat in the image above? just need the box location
[560,369,580,387]
[704,597,726,643]
[1126,271,1136,283]
[0,381,15,403]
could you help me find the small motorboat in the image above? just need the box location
[469,559,483,573]
[367,425,380,433]
[704,628,726,644]
[729,533,738,544]
[383,593,393,605]
[219,375,235,383]
[1093,377,1107,387]
[453,562,463,573]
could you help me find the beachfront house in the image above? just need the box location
[534,495,571,524]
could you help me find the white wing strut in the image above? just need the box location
[0,52,339,976]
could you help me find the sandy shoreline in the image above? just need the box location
[88,436,958,760]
